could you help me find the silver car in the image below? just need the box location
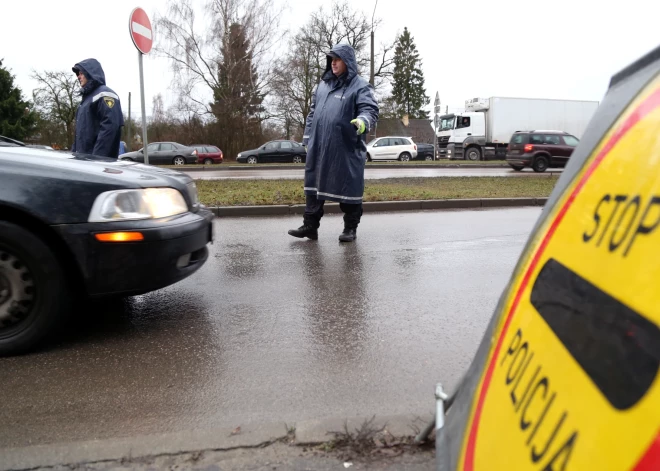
[119,142,199,165]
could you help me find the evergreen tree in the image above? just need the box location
[0,59,37,140]
[391,28,429,119]
[212,23,264,158]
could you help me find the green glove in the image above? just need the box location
[350,118,366,135]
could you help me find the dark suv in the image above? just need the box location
[506,131,580,172]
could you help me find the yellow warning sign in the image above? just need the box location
[459,75,660,470]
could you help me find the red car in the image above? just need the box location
[192,145,223,164]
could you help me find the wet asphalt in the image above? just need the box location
[184,167,563,180]
[0,208,541,449]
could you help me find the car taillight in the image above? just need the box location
[524,144,534,152]
[414,144,417,150]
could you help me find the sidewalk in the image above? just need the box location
[0,414,435,471]
[208,197,548,217]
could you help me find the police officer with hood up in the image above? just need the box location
[71,58,124,158]
[288,44,379,242]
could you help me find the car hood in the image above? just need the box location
[119,150,144,158]
[0,147,192,188]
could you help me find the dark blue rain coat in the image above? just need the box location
[302,44,379,203]
[72,59,124,158]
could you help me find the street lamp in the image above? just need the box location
[369,0,378,87]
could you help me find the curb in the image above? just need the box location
[0,414,431,470]
[174,163,511,171]
[209,197,548,217]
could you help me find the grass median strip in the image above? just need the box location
[197,176,559,206]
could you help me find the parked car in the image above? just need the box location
[0,143,213,355]
[414,143,435,161]
[0,136,24,147]
[192,145,223,164]
[119,142,199,165]
[237,140,307,164]
[366,136,418,161]
[506,130,580,172]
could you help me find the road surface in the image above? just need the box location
[183,167,563,180]
[0,208,542,450]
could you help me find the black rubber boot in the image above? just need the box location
[338,228,357,242]
[288,225,318,240]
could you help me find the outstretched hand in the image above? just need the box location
[350,118,366,135]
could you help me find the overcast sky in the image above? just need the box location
[3,0,659,121]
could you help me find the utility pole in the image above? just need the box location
[127,92,132,151]
[369,0,379,140]
[434,92,441,160]
[369,0,378,87]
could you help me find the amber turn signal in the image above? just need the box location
[94,232,144,242]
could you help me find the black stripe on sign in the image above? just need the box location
[530,258,660,410]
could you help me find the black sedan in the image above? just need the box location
[237,140,307,164]
[119,141,199,165]
[0,143,213,355]
[414,143,435,161]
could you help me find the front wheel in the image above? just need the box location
[510,165,524,171]
[0,222,69,355]
[366,153,372,162]
[425,155,434,161]
[399,152,411,162]
[293,155,303,163]
[247,156,258,164]
[173,156,186,165]
[465,147,482,161]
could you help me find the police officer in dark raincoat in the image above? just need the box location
[71,59,124,158]
[288,44,379,242]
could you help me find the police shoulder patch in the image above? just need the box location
[103,97,115,108]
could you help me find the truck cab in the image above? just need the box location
[436,111,486,160]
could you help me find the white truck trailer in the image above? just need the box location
[436,97,599,160]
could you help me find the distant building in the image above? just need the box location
[372,115,435,144]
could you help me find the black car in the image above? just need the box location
[414,143,435,161]
[236,140,307,164]
[0,142,213,355]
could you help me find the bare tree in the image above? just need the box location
[154,0,282,117]
[269,0,394,137]
[149,93,170,141]
[31,70,79,148]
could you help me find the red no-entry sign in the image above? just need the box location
[129,7,153,55]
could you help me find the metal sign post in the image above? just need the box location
[129,7,153,164]
[138,52,149,164]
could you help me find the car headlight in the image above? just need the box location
[238,153,242,158]
[88,188,188,222]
